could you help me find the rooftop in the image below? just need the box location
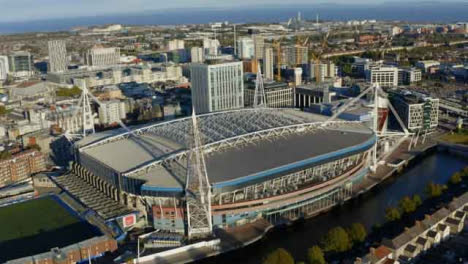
[78,108,374,191]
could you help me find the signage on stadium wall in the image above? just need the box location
[122,214,136,228]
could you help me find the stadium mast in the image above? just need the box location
[253,64,266,108]
[321,83,412,172]
[73,79,95,137]
[185,109,213,239]
[67,78,135,140]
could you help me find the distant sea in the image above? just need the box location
[0,3,467,34]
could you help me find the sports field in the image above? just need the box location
[0,196,99,262]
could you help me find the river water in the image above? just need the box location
[200,151,467,264]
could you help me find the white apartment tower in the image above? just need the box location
[98,100,126,126]
[191,61,244,113]
[48,40,68,73]
[168,39,185,51]
[191,47,204,63]
[0,56,9,81]
[237,37,255,59]
[85,47,120,67]
[203,38,220,56]
[263,47,274,81]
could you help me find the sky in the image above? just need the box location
[0,0,446,22]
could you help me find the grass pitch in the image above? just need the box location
[0,196,99,262]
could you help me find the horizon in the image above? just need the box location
[0,2,467,34]
[1,0,467,23]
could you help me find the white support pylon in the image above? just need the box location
[66,78,135,141]
[185,109,213,240]
[72,79,95,138]
[253,64,266,108]
[322,83,413,171]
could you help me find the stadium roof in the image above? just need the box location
[206,128,374,189]
[78,108,375,192]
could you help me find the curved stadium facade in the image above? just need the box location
[72,108,376,233]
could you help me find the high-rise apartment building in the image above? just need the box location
[366,66,398,88]
[253,35,265,60]
[98,100,127,126]
[282,46,308,66]
[263,47,274,81]
[203,38,220,56]
[237,37,255,59]
[48,40,68,73]
[190,61,244,113]
[167,39,185,51]
[0,55,9,81]
[310,61,335,82]
[310,63,327,82]
[8,52,33,78]
[85,47,120,67]
[191,47,204,63]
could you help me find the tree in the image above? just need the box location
[307,246,326,264]
[399,196,417,214]
[385,207,401,222]
[0,105,7,115]
[413,195,422,207]
[450,172,462,185]
[56,86,82,97]
[342,64,353,76]
[0,150,11,160]
[425,181,444,198]
[26,144,41,152]
[346,223,367,243]
[322,226,352,253]
[263,248,295,264]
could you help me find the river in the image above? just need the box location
[199,150,467,264]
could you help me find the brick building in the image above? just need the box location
[0,150,46,188]
[6,236,117,264]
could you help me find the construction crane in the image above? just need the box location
[273,37,285,82]
[310,31,331,83]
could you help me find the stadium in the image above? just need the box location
[70,108,376,234]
